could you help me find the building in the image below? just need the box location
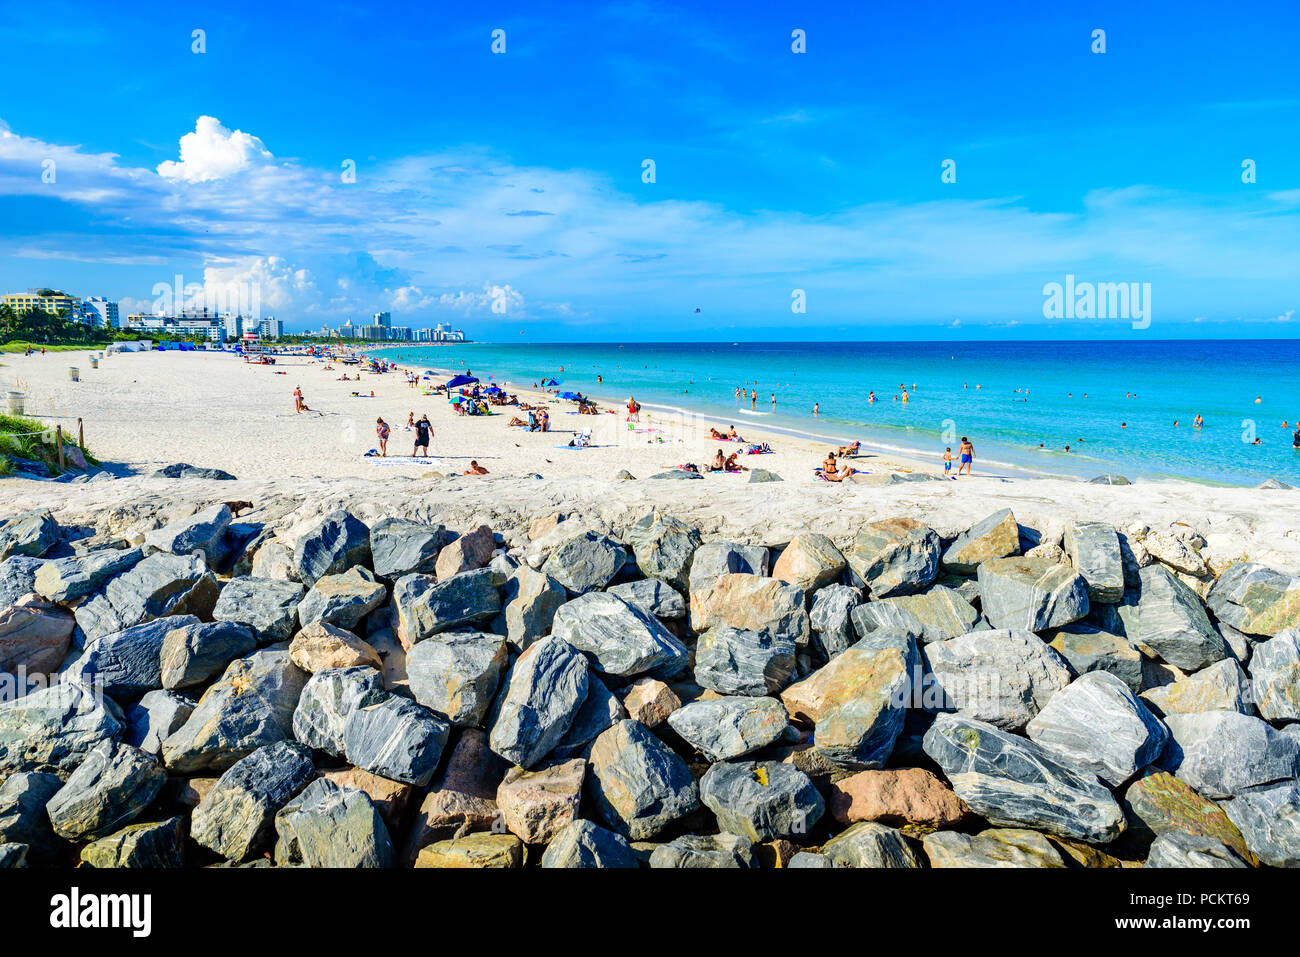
[81,297,119,328]
[124,314,226,341]
[258,317,283,340]
[224,314,244,339]
[373,311,391,328]
[337,320,357,339]
[387,326,413,342]
[2,290,81,317]
[359,324,387,340]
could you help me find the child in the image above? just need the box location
[943,446,953,477]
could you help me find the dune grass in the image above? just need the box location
[0,412,99,477]
[0,341,109,354]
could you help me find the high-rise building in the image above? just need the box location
[2,290,80,317]
[258,317,283,340]
[338,320,357,338]
[388,326,413,341]
[360,324,387,340]
[82,297,119,328]
[373,311,391,328]
[224,314,244,339]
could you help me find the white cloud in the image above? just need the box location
[157,116,275,183]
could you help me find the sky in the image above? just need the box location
[0,0,1298,340]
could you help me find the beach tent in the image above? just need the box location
[445,374,479,389]
[484,385,502,394]
[541,377,560,387]
[558,391,581,401]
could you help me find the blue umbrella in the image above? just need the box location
[445,374,479,389]
[541,377,560,387]
[558,391,581,401]
[484,385,502,393]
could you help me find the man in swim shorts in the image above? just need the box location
[958,436,974,476]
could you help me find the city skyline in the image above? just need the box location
[1,2,1298,340]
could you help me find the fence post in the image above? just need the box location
[56,426,65,470]
[78,417,84,449]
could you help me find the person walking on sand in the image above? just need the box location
[627,396,640,423]
[376,417,391,457]
[414,414,432,457]
[293,385,304,413]
[943,446,953,477]
[957,436,974,476]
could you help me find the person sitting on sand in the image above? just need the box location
[837,440,860,457]
[414,415,432,456]
[823,452,838,474]
[710,449,726,472]
[823,464,854,482]
[375,418,390,457]
[405,412,415,430]
[465,460,489,475]
[727,425,742,441]
[724,452,748,472]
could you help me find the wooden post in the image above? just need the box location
[56,426,65,471]
[78,417,84,449]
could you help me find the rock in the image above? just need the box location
[828,767,966,827]
[0,843,25,867]
[607,578,686,621]
[74,552,219,643]
[191,740,317,861]
[369,517,446,579]
[648,833,758,868]
[694,625,797,696]
[1222,781,1300,868]
[320,767,415,835]
[922,629,1073,731]
[293,666,385,757]
[1256,478,1295,489]
[274,777,394,868]
[690,573,810,649]
[1208,562,1300,638]
[541,819,638,868]
[1025,671,1168,786]
[288,620,382,673]
[648,470,703,481]
[211,576,305,644]
[923,713,1126,843]
[1110,565,1229,671]
[71,615,201,700]
[1089,474,1130,485]
[977,557,1090,631]
[297,566,386,631]
[667,696,789,761]
[153,462,235,480]
[250,539,297,581]
[435,524,496,580]
[496,757,586,844]
[1248,630,1300,721]
[0,594,74,677]
[587,719,700,840]
[1160,711,1300,799]
[809,584,863,659]
[158,620,258,691]
[787,851,836,867]
[1141,659,1251,717]
[748,468,782,483]
[0,772,63,863]
[0,682,122,777]
[856,585,982,644]
[293,510,371,587]
[700,760,824,842]
[495,566,568,650]
[847,518,942,597]
[822,821,924,868]
[772,533,846,591]
[627,512,702,593]
[1141,530,1208,576]
[344,693,450,786]
[489,636,589,768]
[414,832,524,868]
[123,691,195,754]
[923,828,1065,868]
[552,592,688,678]
[1146,831,1250,868]
[1062,520,1125,604]
[941,508,1020,574]
[143,503,232,563]
[614,470,636,481]
[160,645,308,774]
[45,742,167,842]
[549,675,624,761]
[389,569,502,648]
[34,546,144,603]
[541,530,628,595]
[688,542,769,597]
[621,678,680,727]
[404,729,504,859]
[80,816,186,868]
[0,556,45,607]
[1121,771,1253,860]
[224,523,272,577]
[1046,623,1143,692]
[407,631,509,727]
[0,510,59,560]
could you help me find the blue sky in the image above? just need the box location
[1,0,1297,339]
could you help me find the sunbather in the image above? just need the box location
[823,464,854,482]
[465,460,489,475]
[724,453,748,472]
[710,449,726,472]
[837,440,861,457]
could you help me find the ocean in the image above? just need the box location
[369,340,1300,486]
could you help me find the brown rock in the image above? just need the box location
[622,678,681,728]
[771,533,846,591]
[159,776,219,811]
[288,621,382,673]
[435,525,496,580]
[414,832,523,868]
[0,594,75,677]
[323,767,417,834]
[758,839,799,868]
[496,758,585,844]
[828,768,966,828]
[528,514,563,542]
[403,729,505,864]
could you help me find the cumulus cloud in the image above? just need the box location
[157,116,275,183]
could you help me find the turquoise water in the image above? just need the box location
[369,340,1300,486]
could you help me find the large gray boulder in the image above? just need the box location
[667,696,790,762]
[0,682,122,777]
[607,578,686,621]
[847,518,941,597]
[80,816,186,869]
[923,713,1126,843]
[688,542,769,597]
[74,552,219,643]
[159,620,259,691]
[1222,781,1300,868]
[1140,659,1251,717]
[1159,711,1300,799]
[551,592,687,678]
[810,584,863,659]
[495,566,568,650]
[694,625,796,696]
[587,719,700,840]
[689,573,810,649]
[821,821,924,868]
[648,833,758,868]
[1062,521,1125,604]
[407,631,509,727]
[1248,630,1300,722]
[1025,671,1168,786]
[369,518,446,579]
[627,512,701,593]
[540,819,637,868]
[0,556,45,607]
[160,645,308,774]
[923,828,1065,868]
[857,585,982,644]
[34,546,145,603]
[1207,562,1300,638]
[190,740,316,862]
[293,510,371,587]
[489,636,590,769]
[1146,831,1250,868]
[0,772,63,863]
[211,576,305,644]
[297,566,386,631]
[70,615,202,700]
[123,690,195,754]
[143,504,232,563]
[922,629,1073,730]
[1045,623,1143,692]
[977,557,1089,631]
[700,760,824,842]
[941,508,1020,574]
[390,569,501,647]
[274,777,394,868]
[45,742,167,842]
[0,510,60,560]
[344,694,450,786]
[1111,565,1229,671]
[541,531,628,595]
[292,666,385,757]
[549,675,624,761]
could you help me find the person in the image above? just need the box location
[770,393,776,409]
[837,440,860,457]
[943,446,953,476]
[868,391,876,403]
[710,449,726,472]
[406,412,415,429]
[813,402,819,416]
[1193,414,1204,429]
[901,389,909,403]
[540,409,550,432]
[728,425,741,441]
[627,396,640,423]
[822,451,838,474]
[710,427,727,440]
[750,389,757,410]
[958,436,974,476]
[823,463,854,482]
[375,417,390,457]
[414,414,432,456]
[465,460,489,475]
[724,452,748,472]
[1293,425,1300,448]
[293,385,304,413]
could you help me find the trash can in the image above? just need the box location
[4,391,23,414]
[90,357,99,369]
[68,367,80,382]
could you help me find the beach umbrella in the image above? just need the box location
[445,374,479,389]
[449,396,466,404]
[558,391,581,401]
[541,377,560,387]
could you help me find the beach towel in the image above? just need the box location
[364,455,448,468]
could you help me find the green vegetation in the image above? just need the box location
[0,341,110,353]
[0,412,99,478]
